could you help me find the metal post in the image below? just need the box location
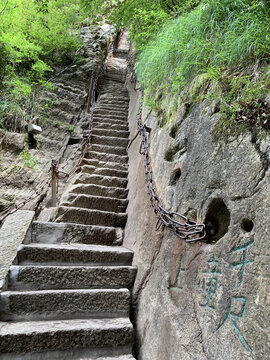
[51,160,57,207]
[87,74,94,114]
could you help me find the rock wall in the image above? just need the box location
[124,78,270,359]
[0,24,113,218]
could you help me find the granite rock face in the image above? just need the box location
[125,83,270,359]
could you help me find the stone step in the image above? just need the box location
[103,75,127,82]
[31,221,123,246]
[74,174,128,189]
[50,109,75,123]
[89,144,127,156]
[63,194,128,213]
[99,98,129,106]
[71,184,128,200]
[81,165,128,178]
[96,103,129,111]
[94,109,128,118]
[103,74,126,83]
[9,265,136,290]
[94,121,129,132]
[83,151,128,165]
[56,206,127,228]
[93,128,129,139]
[91,135,129,148]
[93,117,129,126]
[0,318,133,354]
[17,243,133,266]
[54,82,86,95]
[113,50,129,60]
[98,81,127,88]
[93,113,128,121]
[82,159,128,172]
[0,288,131,321]
[99,89,129,96]
[98,92,129,100]
[57,99,81,113]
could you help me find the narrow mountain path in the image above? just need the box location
[0,32,137,360]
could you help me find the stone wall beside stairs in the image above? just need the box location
[124,73,270,360]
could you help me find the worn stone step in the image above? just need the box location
[103,74,127,82]
[57,99,81,113]
[82,159,128,172]
[54,82,86,95]
[89,144,127,156]
[9,265,136,290]
[93,113,128,122]
[99,89,127,95]
[93,117,129,126]
[0,288,131,321]
[99,98,129,106]
[82,165,128,178]
[17,243,133,266]
[94,122,129,132]
[71,184,128,200]
[94,109,128,118]
[50,109,75,123]
[84,151,128,165]
[91,135,129,148]
[93,128,129,139]
[74,174,128,189]
[0,317,134,354]
[63,194,128,213]
[31,221,123,246]
[82,158,128,172]
[56,206,127,228]
[98,92,129,100]
[61,71,86,83]
[103,74,126,83]
[96,103,129,111]
[113,50,129,59]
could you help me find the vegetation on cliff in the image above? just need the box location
[0,0,85,131]
[135,0,270,139]
[1,0,269,139]
[87,0,270,139]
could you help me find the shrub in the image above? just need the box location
[136,0,270,124]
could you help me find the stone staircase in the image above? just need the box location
[0,33,137,360]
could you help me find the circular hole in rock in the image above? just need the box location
[241,218,254,232]
[169,168,181,186]
[204,198,230,243]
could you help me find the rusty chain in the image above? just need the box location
[136,89,206,242]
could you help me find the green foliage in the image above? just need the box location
[159,0,200,14]
[135,0,270,136]
[0,0,85,131]
[20,149,37,169]
[110,0,170,52]
[65,123,75,135]
[55,119,75,134]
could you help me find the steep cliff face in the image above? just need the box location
[125,77,269,359]
[0,24,113,219]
